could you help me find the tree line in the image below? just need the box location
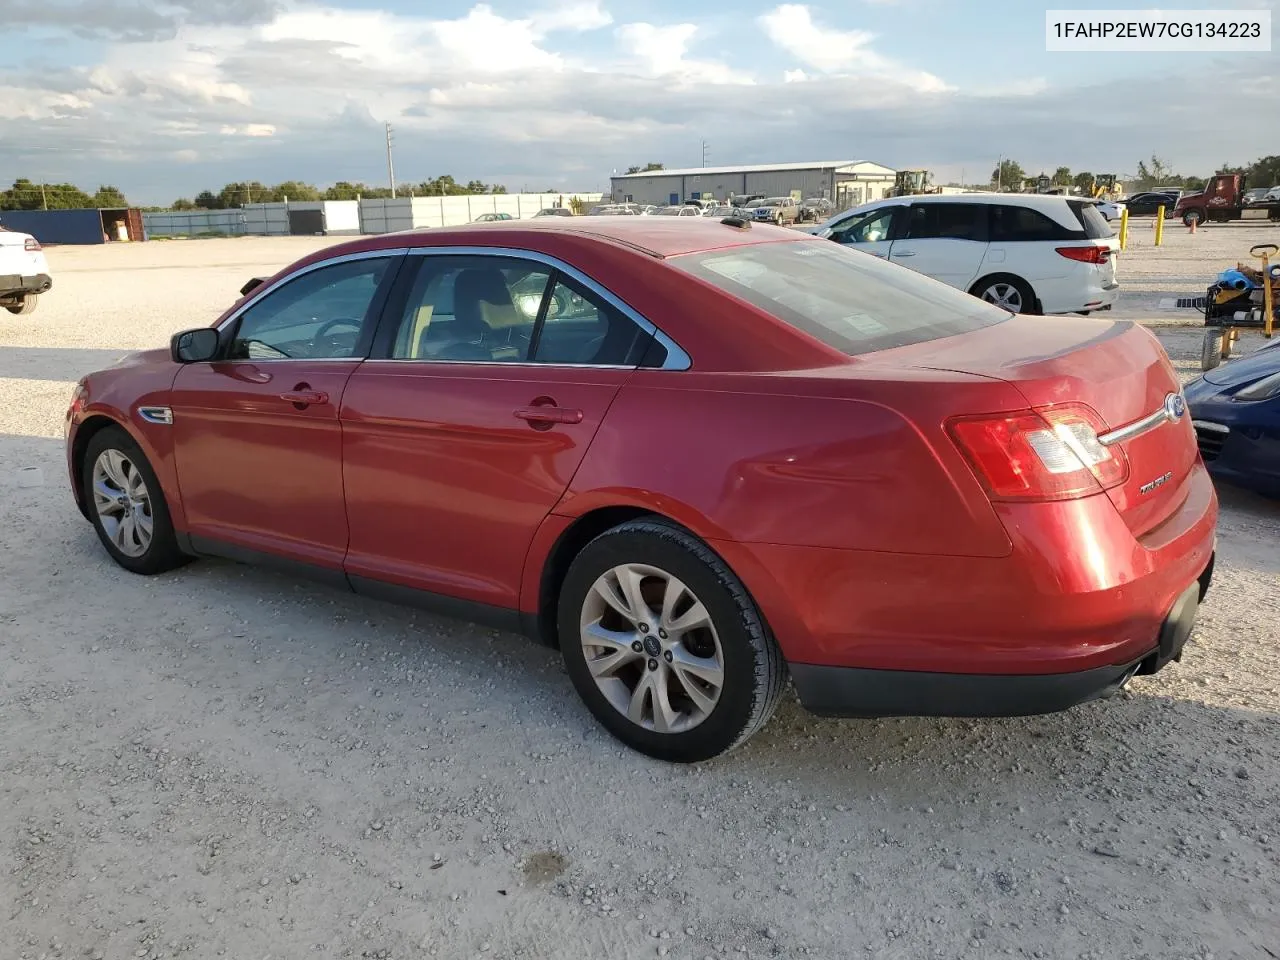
[988,155,1280,193]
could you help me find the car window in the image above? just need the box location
[671,239,1009,357]
[391,256,548,362]
[229,257,392,361]
[390,257,653,366]
[829,207,897,245]
[905,203,986,241]
[990,205,1079,242]
[532,276,652,366]
[1065,201,1112,239]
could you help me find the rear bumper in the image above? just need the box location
[1038,273,1120,315]
[791,567,1211,718]
[0,273,52,296]
[712,461,1217,679]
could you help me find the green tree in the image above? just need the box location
[1052,166,1072,187]
[625,162,664,174]
[271,181,320,202]
[1072,171,1096,192]
[193,190,221,210]
[1134,155,1177,191]
[990,159,1025,191]
[171,198,197,210]
[91,185,129,208]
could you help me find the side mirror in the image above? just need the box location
[171,327,220,364]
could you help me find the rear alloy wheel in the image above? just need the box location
[974,276,1036,315]
[4,295,37,315]
[83,426,188,575]
[558,520,785,762]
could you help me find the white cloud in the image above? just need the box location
[220,123,276,137]
[0,1,1273,206]
[758,3,949,92]
[615,22,752,83]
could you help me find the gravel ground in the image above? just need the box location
[2,232,1278,960]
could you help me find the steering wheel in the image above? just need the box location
[1250,243,1279,257]
[315,317,362,341]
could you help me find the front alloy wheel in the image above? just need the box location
[92,449,154,558]
[580,563,724,734]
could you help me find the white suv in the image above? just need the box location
[811,193,1120,315]
[0,224,52,315]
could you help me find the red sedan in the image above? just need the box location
[66,217,1217,761]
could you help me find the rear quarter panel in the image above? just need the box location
[558,369,1022,558]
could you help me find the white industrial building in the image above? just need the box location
[610,161,897,209]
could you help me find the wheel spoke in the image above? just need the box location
[667,598,711,635]
[670,645,724,689]
[582,621,640,678]
[103,450,129,488]
[127,468,148,499]
[592,576,635,622]
[135,510,154,542]
[649,667,678,734]
[627,671,654,726]
[670,662,719,716]
[93,479,124,514]
[616,565,652,626]
[114,513,133,550]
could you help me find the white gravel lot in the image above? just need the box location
[2,229,1278,960]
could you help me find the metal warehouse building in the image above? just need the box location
[610,160,896,209]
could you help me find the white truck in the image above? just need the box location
[0,224,52,315]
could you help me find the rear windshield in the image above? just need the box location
[670,238,1010,356]
[1068,200,1113,239]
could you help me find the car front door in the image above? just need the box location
[889,203,989,289]
[339,251,664,611]
[169,251,401,571]
[824,205,903,259]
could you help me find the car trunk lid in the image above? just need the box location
[885,314,1197,534]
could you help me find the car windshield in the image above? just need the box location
[657,207,683,216]
[764,198,790,205]
[670,238,1009,356]
[743,200,766,208]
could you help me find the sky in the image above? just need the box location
[0,0,1276,205]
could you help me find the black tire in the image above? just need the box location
[82,426,189,575]
[557,519,786,762]
[1182,209,1203,227]
[1200,330,1224,371]
[5,295,37,315]
[970,274,1039,315]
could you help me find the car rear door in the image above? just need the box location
[889,202,989,289]
[169,251,402,571]
[339,250,664,611]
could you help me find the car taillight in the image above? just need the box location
[1056,245,1108,264]
[948,404,1129,501]
[24,237,41,252]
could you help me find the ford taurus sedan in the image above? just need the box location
[66,217,1217,762]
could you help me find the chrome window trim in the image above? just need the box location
[403,245,692,371]
[213,247,409,345]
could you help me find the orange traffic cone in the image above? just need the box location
[1188,217,1197,234]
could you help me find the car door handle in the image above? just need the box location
[891,249,916,257]
[280,387,329,406]
[514,405,583,425]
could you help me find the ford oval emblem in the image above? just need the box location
[1164,393,1186,421]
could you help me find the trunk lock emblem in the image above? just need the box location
[1164,393,1186,421]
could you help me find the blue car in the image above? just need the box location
[1184,339,1280,497]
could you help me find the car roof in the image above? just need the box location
[862,192,1082,210]
[338,216,802,259]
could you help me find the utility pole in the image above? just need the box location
[385,122,397,199]
[40,182,47,210]
[701,140,709,168]
[995,156,1002,192]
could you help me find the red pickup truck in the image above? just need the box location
[1175,174,1280,227]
